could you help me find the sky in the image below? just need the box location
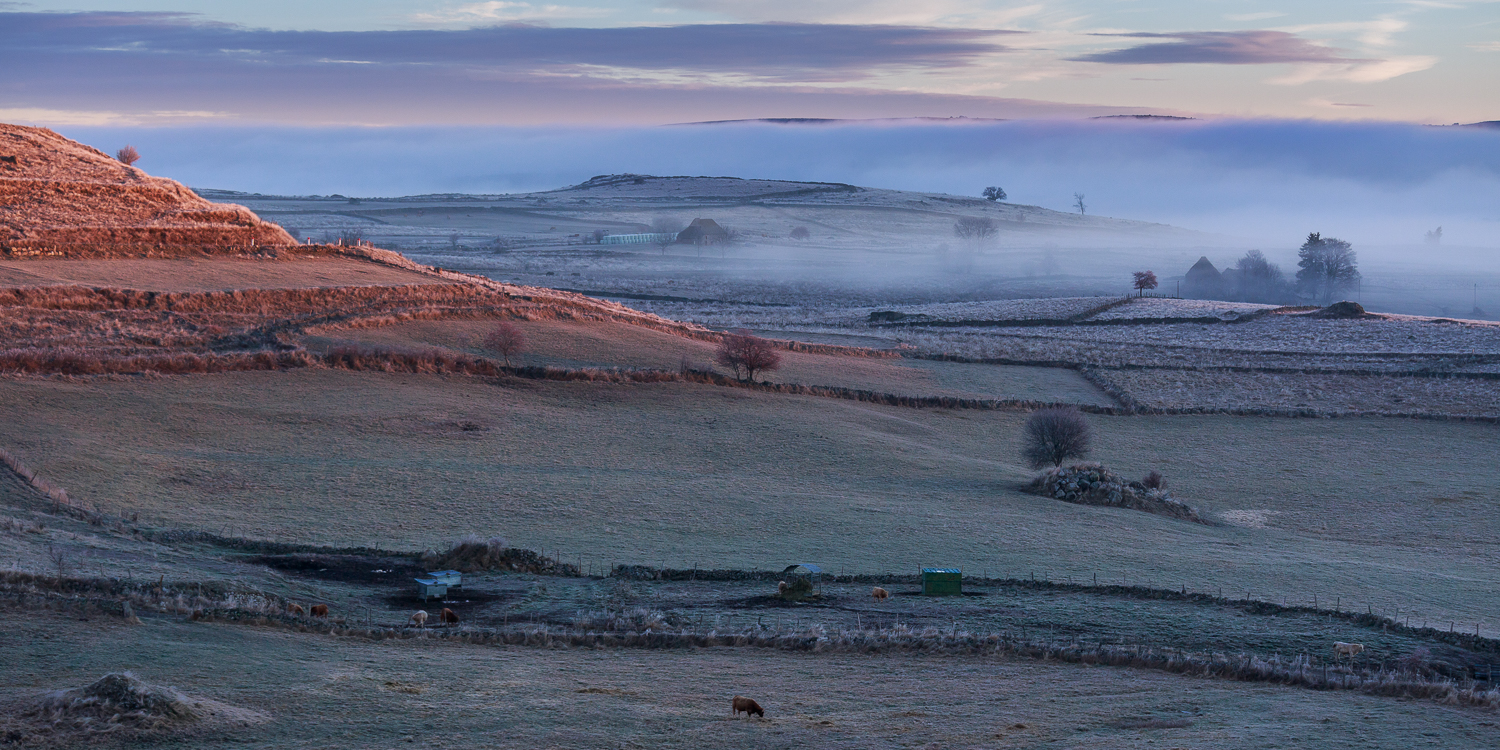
[2,1,1498,126]
[4,2,1497,247]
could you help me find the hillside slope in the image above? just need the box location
[0,124,295,257]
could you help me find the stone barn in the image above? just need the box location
[676,218,729,245]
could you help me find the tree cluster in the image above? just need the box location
[1224,249,1290,304]
[953,216,997,241]
[1295,232,1360,305]
[715,329,782,382]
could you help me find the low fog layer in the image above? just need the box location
[65,118,1499,249]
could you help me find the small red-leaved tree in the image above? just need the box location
[115,145,140,166]
[484,322,526,367]
[1132,270,1158,297]
[716,329,782,382]
[1021,406,1092,469]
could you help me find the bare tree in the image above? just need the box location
[47,543,69,579]
[484,322,526,367]
[1425,226,1442,246]
[1296,232,1360,304]
[953,216,997,241]
[982,186,1007,202]
[650,217,682,254]
[715,329,782,382]
[1021,407,1092,469]
[115,145,140,166]
[1231,249,1288,303]
[1073,193,1086,216]
[1132,271,1158,297]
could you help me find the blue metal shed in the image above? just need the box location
[415,578,448,601]
[427,570,463,589]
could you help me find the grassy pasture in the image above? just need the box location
[0,257,443,292]
[306,318,1115,405]
[2,608,1493,750]
[0,370,1495,634]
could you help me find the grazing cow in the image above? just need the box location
[287,603,305,616]
[731,695,764,718]
[409,610,428,628]
[310,604,329,618]
[1333,642,1364,658]
[777,581,788,596]
[871,587,889,601]
[439,608,459,626]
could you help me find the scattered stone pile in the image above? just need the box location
[1029,463,1205,523]
[10,672,265,743]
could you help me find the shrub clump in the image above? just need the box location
[1029,463,1205,523]
[422,535,580,575]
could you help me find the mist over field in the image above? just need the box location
[65,118,1500,250]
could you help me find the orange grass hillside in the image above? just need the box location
[0,124,294,257]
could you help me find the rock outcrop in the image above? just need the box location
[0,124,294,257]
[1029,463,1206,523]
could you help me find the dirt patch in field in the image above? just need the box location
[247,554,422,585]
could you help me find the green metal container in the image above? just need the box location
[921,568,962,596]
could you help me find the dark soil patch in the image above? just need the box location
[247,553,422,584]
[381,588,516,612]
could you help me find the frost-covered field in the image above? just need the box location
[1024,315,1500,355]
[1086,297,1279,320]
[1096,369,1500,417]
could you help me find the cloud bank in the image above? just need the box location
[1074,31,1354,65]
[58,118,1500,248]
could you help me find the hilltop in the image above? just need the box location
[0,124,294,257]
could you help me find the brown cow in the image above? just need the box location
[287,603,305,616]
[777,581,788,596]
[731,695,764,718]
[871,587,889,601]
[440,608,459,626]
[310,604,329,618]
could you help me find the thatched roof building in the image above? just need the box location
[1181,255,1226,300]
[676,218,729,245]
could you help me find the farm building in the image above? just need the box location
[415,570,462,601]
[414,578,448,601]
[599,232,677,246]
[921,568,962,596]
[780,563,823,599]
[676,218,729,245]
[1181,256,1227,300]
